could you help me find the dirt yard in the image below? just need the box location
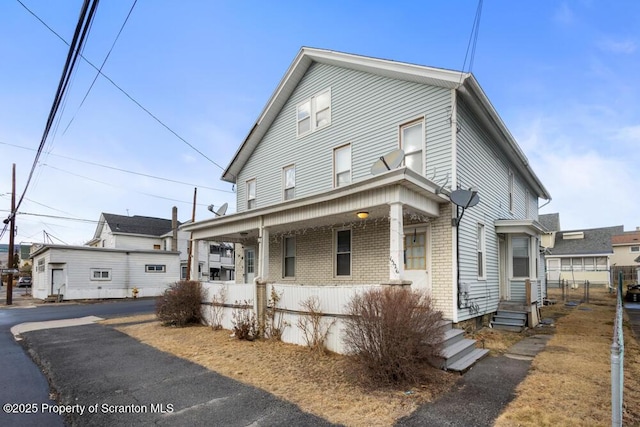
[106,285,640,426]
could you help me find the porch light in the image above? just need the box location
[356,211,369,219]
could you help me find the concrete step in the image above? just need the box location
[441,338,477,368]
[442,327,465,347]
[446,348,490,372]
[44,295,63,303]
[494,310,527,320]
[492,317,526,327]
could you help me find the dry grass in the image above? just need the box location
[494,286,640,426]
[105,315,457,427]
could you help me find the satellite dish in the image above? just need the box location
[450,189,479,209]
[371,149,405,175]
[215,202,228,216]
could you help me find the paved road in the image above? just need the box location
[0,295,156,427]
[20,324,334,426]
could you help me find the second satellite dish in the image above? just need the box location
[450,189,479,208]
[208,203,228,216]
[371,149,405,175]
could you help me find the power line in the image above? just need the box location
[16,0,226,172]
[1,141,233,193]
[0,210,97,224]
[11,0,100,223]
[62,0,138,135]
[41,164,216,207]
[461,0,483,75]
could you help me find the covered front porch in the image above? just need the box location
[186,168,447,288]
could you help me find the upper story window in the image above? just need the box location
[283,165,295,200]
[334,144,351,187]
[247,179,256,209]
[400,119,424,175]
[297,88,331,137]
[525,189,530,218]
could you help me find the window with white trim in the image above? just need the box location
[334,144,351,187]
[400,119,424,174]
[477,223,485,278]
[335,229,351,276]
[297,88,331,136]
[90,268,111,281]
[512,236,530,277]
[283,165,295,200]
[283,236,296,277]
[247,179,256,209]
[631,246,640,253]
[145,264,166,273]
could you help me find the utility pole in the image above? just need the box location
[185,187,197,281]
[5,164,16,305]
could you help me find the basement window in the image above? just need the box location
[145,264,166,273]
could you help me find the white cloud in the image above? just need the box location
[597,38,637,54]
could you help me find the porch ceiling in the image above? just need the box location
[185,167,448,242]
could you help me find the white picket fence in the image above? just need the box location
[200,282,386,353]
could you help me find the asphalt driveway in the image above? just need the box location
[18,323,335,426]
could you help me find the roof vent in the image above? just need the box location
[563,231,584,240]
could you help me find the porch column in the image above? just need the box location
[256,224,269,337]
[189,239,199,281]
[389,202,404,282]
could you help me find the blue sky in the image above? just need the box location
[1,0,639,246]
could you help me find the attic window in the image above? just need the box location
[563,232,584,240]
[297,88,331,137]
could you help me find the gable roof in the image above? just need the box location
[97,213,178,237]
[612,230,640,246]
[539,213,561,232]
[549,225,624,256]
[221,47,551,200]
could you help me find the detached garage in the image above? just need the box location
[30,244,180,301]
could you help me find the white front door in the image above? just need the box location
[403,228,430,293]
[51,268,64,296]
[244,248,255,284]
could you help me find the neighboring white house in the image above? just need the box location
[611,228,640,285]
[31,210,234,300]
[542,220,623,286]
[183,47,551,352]
[30,245,180,300]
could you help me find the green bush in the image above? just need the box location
[342,286,444,385]
[156,280,205,327]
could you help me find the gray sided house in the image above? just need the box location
[184,48,550,330]
[544,223,624,287]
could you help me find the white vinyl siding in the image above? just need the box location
[334,144,351,187]
[235,62,452,212]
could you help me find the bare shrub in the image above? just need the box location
[231,301,258,340]
[210,287,227,330]
[156,280,205,327]
[297,296,335,354]
[265,287,289,340]
[343,286,444,385]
